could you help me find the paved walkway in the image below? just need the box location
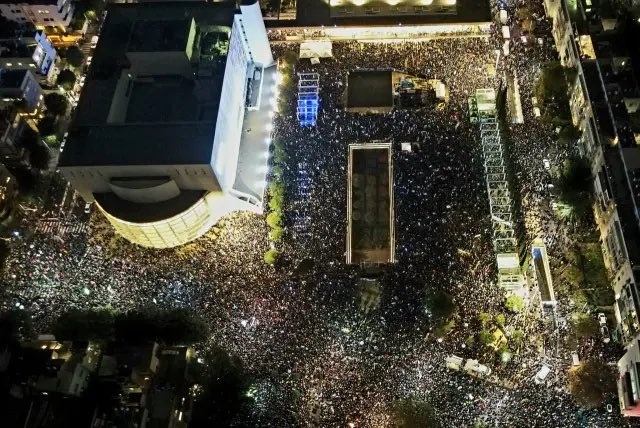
[233,64,278,205]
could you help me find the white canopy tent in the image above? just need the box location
[299,41,333,60]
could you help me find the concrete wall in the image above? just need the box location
[211,20,249,191]
[238,1,274,67]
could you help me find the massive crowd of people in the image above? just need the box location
[0,0,633,426]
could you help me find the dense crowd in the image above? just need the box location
[0,0,633,426]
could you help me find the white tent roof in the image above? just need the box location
[299,41,333,59]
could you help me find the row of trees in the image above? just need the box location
[264,140,287,265]
[263,53,298,265]
[51,307,209,345]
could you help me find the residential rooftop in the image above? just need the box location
[0,68,27,88]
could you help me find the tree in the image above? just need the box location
[558,124,580,147]
[29,144,51,171]
[0,240,10,271]
[268,226,284,242]
[52,308,115,342]
[18,127,40,151]
[44,93,69,116]
[534,61,570,121]
[114,307,209,345]
[56,69,76,90]
[479,329,493,346]
[505,295,525,313]
[389,397,440,428]
[65,45,85,68]
[568,359,616,408]
[478,312,491,326]
[264,248,279,265]
[495,313,506,327]
[266,211,282,228]
[37,115,57,136]
[511,329,525,348]
[570,313,598,339]
[273,141,288,164]
[424,290,455,324]
[0,309,33,348]
[190,346,252,427]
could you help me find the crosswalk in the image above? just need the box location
[36,218,89,237]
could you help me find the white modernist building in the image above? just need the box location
[58,0,274,248]
[0,0,74,28]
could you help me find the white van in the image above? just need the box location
[571,352,580,366]
[535,364,551,384]
[445,355,464,371]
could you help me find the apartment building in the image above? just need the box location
[0,0,74,29]
[544,0,640,416]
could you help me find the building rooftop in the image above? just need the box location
[347,70,394,109]
[60,123,217,167]
[128,19,192,53]
[0,68,27,88]
[59,1,237,168]
[0,0,57,4]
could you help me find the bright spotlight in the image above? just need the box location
[265,137,272,144]
[352,0,365,6]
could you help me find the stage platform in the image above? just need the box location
[347,143,395,265]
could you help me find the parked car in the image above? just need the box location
[600,325,611,343]
[571,352,580,366]
[535,364,551,384]
[84,203,92,214]
[598,313,607,326]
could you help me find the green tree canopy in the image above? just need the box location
[266,211,282,228]
[505,295,525,313]
[56,69,76,90]
[190,346,252,427]
[52,307,209,345]
[114,307,209,345]
[44,93,69,116]
[424,290,455,324]
[18,127,40,151]
[478,311,491,326]
[37,115,57,136]
[534,61,570,119]
[65,45,85,68]
[29,144,51,170]
[264,248,279,265]
[479,329,493,346]
[52,308,115,342]
[568,359,616,408]
[0,240,10,271]
[570,313,599,339]
[268,226,284,242]
[389,397,440,428]
[0,309,34,348]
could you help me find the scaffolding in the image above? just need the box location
[474,88,525,291]
[297,73,319,126]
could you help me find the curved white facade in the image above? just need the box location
[97,191,258,248]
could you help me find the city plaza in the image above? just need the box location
[1,0,637,426]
